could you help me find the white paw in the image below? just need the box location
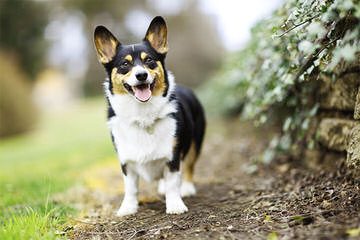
[116,200,138,216]
[158,179,165,195]
[166,198,188,214]
[181,181,196,197]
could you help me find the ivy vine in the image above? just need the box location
[201,0,360,160]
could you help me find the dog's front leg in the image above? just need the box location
[116,169,139,216]
[164,168,188,214]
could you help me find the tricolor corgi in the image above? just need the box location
[94,16,206,215]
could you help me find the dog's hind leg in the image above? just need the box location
[181,142,197,197]
[165,168,188,214]
[158,178,166,195]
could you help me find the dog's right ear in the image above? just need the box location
[144,16,168,54]
[94,26,120,64]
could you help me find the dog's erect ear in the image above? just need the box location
[94,26,120,64]
[144,16,168,54]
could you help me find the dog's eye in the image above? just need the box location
[145,57,154,64]
[120,61,130,68]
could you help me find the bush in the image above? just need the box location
[201,0,360,157]
[0,52,37,137]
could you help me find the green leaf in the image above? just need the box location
[308,139,315,149]
[309,104,319,116]
[262,149,275,164]
[267,232,278,240]
[294,215,303,223]
[283,117,292,132]
[346,228,360,237]
[264,214,273,223]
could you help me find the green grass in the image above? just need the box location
[0,98,115,239]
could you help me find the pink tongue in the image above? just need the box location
[134,86,152,102]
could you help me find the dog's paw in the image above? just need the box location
[116,201,138,216]
[157,178,166,195]
[166,198,188,214]
[181,181,196,197]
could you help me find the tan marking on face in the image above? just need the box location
[141,52,148,61]
[145,61,166,96]
[182,142,198,182]
[94,36,118,64]
[111,67,129,95]
[125,55,133,63]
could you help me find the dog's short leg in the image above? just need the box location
[181,143,197,197]
[116,169,139,216]
[158,178,166,195]
[164,169,188,214]
[181,181,196,197]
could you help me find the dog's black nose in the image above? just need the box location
[136,72,148,81]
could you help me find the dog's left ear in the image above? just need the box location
[144,16,168,54]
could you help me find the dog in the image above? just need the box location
[94,16,206,215]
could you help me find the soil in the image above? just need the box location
[64,119,360,240]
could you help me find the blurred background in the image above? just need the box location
[0,0,283,138]
[3,1,360,239]
[0,0,286,238]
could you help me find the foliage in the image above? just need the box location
[0,0,48,78]
[0,98,114,239]
[0,52,37,137]
[201,0,360,158]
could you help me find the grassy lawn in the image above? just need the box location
[0,98,116,239]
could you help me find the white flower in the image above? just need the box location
[328,44,358,70]
[298,40,314,54]
[307,21,327,39]
[335,0,354,10]
[341,44,357,61]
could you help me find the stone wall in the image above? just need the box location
[304,60,360,170]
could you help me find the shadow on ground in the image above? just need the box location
[62,119,360,240]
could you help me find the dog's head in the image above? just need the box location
[94,16,169,102]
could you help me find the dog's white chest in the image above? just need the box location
[109,115,176,164]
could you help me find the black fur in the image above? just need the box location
[110,132,117,152]
[121,164,127,176]
[168,85,206,172]
[106,96,115,119]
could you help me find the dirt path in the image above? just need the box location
[63,119,360,239]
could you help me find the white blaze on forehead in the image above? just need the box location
[127,65,152,86]
[133,65,147,75]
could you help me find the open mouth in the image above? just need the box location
[123,81,156,102]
